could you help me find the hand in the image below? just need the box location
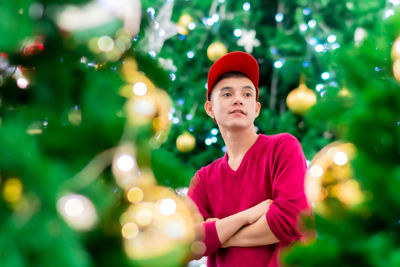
[244,199,273,225]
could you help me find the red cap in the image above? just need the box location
[207,51,259,101]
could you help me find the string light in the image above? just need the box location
[17,78,29,89]
[274,59,284,69]
[321,72,330,80]
[308,38,317,46]
[243,2,251,11]
[188,22,196,30]
[172,117,180,124]
[327,34,337,43]
[315,44,325,52]
[234,29,242,37]
[187,51,195,58]
[331,43,340,50]
[300,23,308,32]
[303,8,311,15]
[147,7,155,19]
[275,13,284,22]
[384,9,395,19]
[211,128,218,135]
[211,14,219,23]
[316,84,324,92]
[308,19,316,28]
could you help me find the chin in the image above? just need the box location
[223,122,251,130]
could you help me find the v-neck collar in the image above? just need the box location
[222,134,262,175]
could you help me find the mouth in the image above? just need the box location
[230,109,246,115]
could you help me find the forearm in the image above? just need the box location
[214,211,248,244]
[223,214,279,248]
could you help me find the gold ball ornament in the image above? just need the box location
[177,14,193,35]
[151,89,172,139]
[120,186,198,267]
[305,142,364,217]
[391,36,400,60]
[176,132,196,153]
[207,42,228,61]
[393,59,400,81]
[286,78,317,115]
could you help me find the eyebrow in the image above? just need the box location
[220,86,254,91]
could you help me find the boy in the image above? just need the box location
[188,51,310,267]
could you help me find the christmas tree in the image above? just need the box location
[1,0,399,266]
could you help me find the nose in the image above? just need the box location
[233,95,244,105]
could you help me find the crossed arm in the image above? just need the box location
[205,199,279,248]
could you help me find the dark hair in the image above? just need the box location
[213,71,249,88]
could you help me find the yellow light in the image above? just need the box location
[135,208,153,226]
[309,165,323,177]
[127,187,144,204]
[117,154,136,172]
[133,82,148,96]
[64,198,84,217]
[97,36,114,52]
[159,198,176,216]
[122,222,139,239]
[56,194,98,231]
[3,178,23,203]
[333,151,348,166]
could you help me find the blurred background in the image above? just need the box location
[0,0,399,266]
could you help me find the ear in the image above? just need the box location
[204,101,214,119]
[255,101,261,118]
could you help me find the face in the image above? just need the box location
[204,76,261,130]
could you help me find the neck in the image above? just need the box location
[219,125,259,161]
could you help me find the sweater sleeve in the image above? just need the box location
[187,171,222,255]
[265,134,310,245]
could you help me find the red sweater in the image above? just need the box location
[188,133,309,267]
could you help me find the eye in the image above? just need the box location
[223,92,231,97]
[244,92,252,97]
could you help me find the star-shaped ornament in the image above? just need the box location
[237,29,260,53]
[142,1,179,53]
